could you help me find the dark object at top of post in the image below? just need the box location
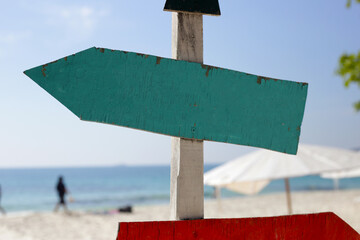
[164,0,221,16]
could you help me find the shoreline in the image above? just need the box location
[2,187,359,214]
[0,189,359,239]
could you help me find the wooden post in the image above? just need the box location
[284,178,293,215]
[170,12,204,220]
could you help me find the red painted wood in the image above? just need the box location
[117,212,360,240]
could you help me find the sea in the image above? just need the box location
[0,165,360,213]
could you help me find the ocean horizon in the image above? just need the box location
[0,165,360,213]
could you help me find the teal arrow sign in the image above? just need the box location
[24,47,308,154]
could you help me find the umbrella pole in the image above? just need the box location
[333,178,339,191]
[215,187,222,211]
[284,178,293,215]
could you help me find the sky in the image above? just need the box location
[0,0,359,168]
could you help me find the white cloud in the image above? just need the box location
[0,31,31,44]
[0,31,32,58]
[43,4,109,38]
[17,2,109,40]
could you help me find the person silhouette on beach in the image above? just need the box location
[54,176,68,212]
[0,184,6,215]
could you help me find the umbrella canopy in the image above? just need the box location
[321,148,360,180]
[321,167,360,190]
[321,168,360,179]
[204,144,360,214]
[205,144,360,191]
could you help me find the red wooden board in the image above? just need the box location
[117,212,360,240]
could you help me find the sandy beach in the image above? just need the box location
[1,189,359,240]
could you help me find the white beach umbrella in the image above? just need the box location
[320,148,360,190]
[204,144,360,214]
[321,168,360,190]
[321,168,360,179]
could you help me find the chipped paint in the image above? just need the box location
[257,76,262,85]
[257,76,279,85]
[41,64,48,77]
[136,53,149,58]
[156,57,162,65]
[201,64,218,77]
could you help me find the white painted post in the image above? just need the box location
[170,12,204,220]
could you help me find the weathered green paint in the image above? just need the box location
[24,47,308,154]
[164,0,221,16]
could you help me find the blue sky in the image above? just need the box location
[0,0,359,167]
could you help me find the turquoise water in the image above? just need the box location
[0,165,359,213]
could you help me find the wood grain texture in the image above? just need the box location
[24,47,308,154]
[172,13,203,63]
[170,12,204,221]
[117,213,360,240]
[164,0,221,16]
[170,138,204,220]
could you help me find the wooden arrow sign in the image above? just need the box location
[117,212,360,240]
[24,47,308,154]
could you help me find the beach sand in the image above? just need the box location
[1,189,359,240]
